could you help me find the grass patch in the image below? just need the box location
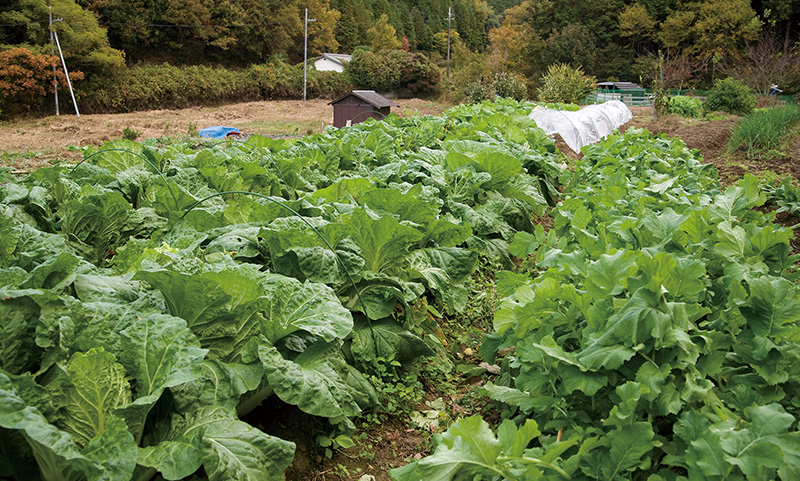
[726,104,800,155]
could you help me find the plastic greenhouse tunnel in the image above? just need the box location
[529,100,632,153]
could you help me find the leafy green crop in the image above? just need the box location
[0,99,564,480]
[404,128,800,480]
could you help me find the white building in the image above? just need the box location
[313,53,352,73]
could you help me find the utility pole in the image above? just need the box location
[303,8,316,102]
[49,6,59,116]
[446,6,454,79]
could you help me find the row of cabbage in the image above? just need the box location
[0,99,566,480]
[394,130,800,480]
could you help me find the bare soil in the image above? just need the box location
[0,99,447,172]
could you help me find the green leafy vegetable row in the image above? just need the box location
[395,129,800,480]
[0,99,564,480]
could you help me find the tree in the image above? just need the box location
[487,21,529,73]
[542,24,596,72]
[366,13,401,52]
[0,47,84,115]
[0,0,124,73]
[619,3,657,54]
[693,0,762,58]
[658,0,761,58]
[657,9,694,49]
[758,0,800,52]
[334,0,368,52]
[432,30,461,57]
[724,32,800,94]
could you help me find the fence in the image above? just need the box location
[583,88,795,107]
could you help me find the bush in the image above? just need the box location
[459,72,528,104]
[0,47,84,118]
[705,77,757,116]
[461,79,494,104]
[491,72,527,101]
[668,96,704,118]
[78,58,350,114]
[536,63,596,105]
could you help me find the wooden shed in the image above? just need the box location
[329,90,398,128]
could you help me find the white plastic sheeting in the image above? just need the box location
[528,100,632,153]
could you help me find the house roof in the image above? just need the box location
[329,90,398,108]
[597,81,642,90]
[315,53,352,66]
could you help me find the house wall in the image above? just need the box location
[314,58,344,73]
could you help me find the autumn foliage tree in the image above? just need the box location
[0,47,84,116]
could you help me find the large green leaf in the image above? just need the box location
[407,247,478,314]
[119,313,207,398]
[722,404,799,479]
[138,405,295,481]
[202,406,296,481]
[258,340,361,419]
[21,251,82,292]
[88,140,149,173]
[133,269,232,329]
[391,415,501,480]
[58,190,132,263]
[341,208,424,273]
[583,250,637,299]
[390,415,567,481]
[349,319,434,366]
[50,348,132,448]
[358,185,438,225]
[0,288,42,375]
[602,423,657,479]
[259,276,353,343]
[740,276,800,338]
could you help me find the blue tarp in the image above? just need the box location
[198,126,240,139]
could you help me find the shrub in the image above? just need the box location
[0,47,84,117]
[461,79,494,104]
[536,63,596,104]
[668,96,704,118]
[491,72,527,101]
[77,58,349,114]
[459,72,528,104]
[705,77,757,116]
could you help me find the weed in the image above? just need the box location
[362,357,425,423]
[122,126,141,140]
[316,433,356,459]
[187,122,198,137]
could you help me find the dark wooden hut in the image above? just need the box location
[329,90,397,128]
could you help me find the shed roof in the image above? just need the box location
[597,81,642,90]
[329,90,398,108]
[315,53,353,66]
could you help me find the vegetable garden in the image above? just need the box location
[2,99,800,480]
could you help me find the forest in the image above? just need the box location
[0,0,799,115]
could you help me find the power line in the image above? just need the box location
[0,16,457,29]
